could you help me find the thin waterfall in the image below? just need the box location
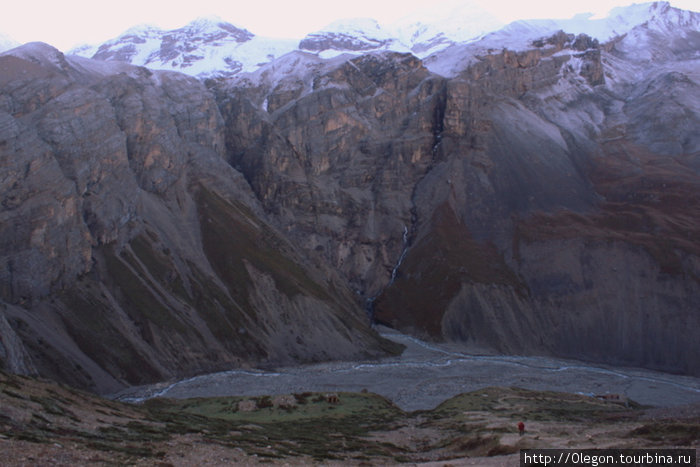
[366,224,410,322]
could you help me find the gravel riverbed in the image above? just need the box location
[114,327,700,410]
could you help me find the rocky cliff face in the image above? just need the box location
[375,27,700,376]
[214,20,699,376]
[216,51,444,302]
[0,43,398,393]
[1,3,698,390]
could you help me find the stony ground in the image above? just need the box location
[3,330,699,465]
[1,370,699,466]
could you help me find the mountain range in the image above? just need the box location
[65,0,505,78]
[0,1,698,393]
[67,1,698,78]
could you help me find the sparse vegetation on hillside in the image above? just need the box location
[1,371,697,465]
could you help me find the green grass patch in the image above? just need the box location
[156,391,401,424]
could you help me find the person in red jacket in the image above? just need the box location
[518,421,525,436]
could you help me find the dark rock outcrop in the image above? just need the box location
[299,33,391,53]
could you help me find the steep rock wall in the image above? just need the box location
[217,37,699,376]
[216,52,447,300]
[0,44,397,392]
[374,37,700,375]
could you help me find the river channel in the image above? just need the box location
[114,327,700,411]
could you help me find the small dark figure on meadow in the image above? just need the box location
[518,421,525,436]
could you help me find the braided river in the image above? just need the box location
[114,327,700,411]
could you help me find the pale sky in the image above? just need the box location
[2,0,698,51]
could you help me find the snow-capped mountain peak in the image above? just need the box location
[312,17,388,37]
[391,0,504,54]
[297,3,506,60]
[67,1,698,79]
[605,1,700,62]
[183,15,233,29]
[119,23,164,37]
[421,1,699,78]
[174,15,254,42]
[71,17,295,78]
[441,1,697,54]
[299,18,404,58]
